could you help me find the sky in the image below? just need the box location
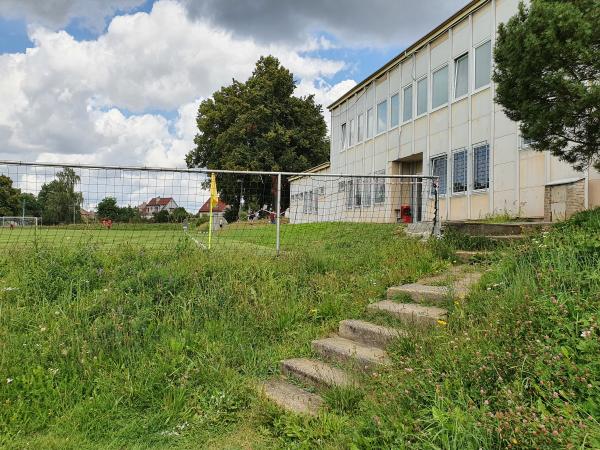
[0,0,468,170]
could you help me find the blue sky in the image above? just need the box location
[0,0,467,167]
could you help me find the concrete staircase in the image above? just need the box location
[259,251,486,416]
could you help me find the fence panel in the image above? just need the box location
[0,161,439,253]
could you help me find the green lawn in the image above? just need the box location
[0,221,399,255]
[1,213,599,448]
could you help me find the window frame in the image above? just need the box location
[430,154,448,196]
[357,113,364,142]
[366,107,374,139]
[345,179,354,210]
[354,178,362,208]
[452,148,468,194]
[431,64,449,110]
[390,92,400,128]
[416,76,428,117]
[519,134,536,150]
[374,169,386,204]
[362,176,372,207]
[472,142,490,191]
[454,53,469,100]
[474,39,492,91]
[376,99,388,135]
[340,122,347,151]
[402,84,413,123]
[349,118,354,147]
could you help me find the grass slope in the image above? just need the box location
[1,213,599,448]
[0,223,445,449]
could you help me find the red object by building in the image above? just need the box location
[400,205,412,223]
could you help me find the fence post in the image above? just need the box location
[275,173,282,255]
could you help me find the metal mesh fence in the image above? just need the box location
[0,161,439,253]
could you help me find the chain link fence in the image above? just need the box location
[0,161,439,253]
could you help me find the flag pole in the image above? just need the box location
[208,193,213,250]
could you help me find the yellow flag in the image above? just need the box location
[210,173,218,207]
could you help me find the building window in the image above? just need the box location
[417,77,428,116]
[473,143,490,190]
[452,149,468,193]
[357,113,364,142]
[377,100,387,134]
[454,53,469,98]
[402,85,413,122]
[313,189,319,213]
[432,65,448,108]
[301,192,307,213]
[366,108,374,138]
[346,180,354,209]
[338,180,346,192]
[349,118,354,146]
[520,134,536,149]
[307,191,313,214]
[431,155,448,195]
[363,177,372,207]
[475,40,492,90]
[341,122,347,150]
[354,179,362,207]
[374,169,386,203]
[390,93,400,127]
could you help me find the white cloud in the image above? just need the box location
[0,0,352,168]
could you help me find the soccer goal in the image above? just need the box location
[0,217,39,228]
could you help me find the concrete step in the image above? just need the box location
[281,358,355,388]
[260,379,323,416]
[387,283,449,303]
[367,301,447,326]
[444,221,550,236]
[486,234,527,241]
[455,250,490,262]
[312,336,391,369]
[453,271,483,298]
[338,319,406,349]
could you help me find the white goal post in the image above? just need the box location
[0,217,39,227]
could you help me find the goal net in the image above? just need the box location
[0,217,39,227]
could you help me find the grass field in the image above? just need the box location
[0,221,397,254]
[1,213,599,448]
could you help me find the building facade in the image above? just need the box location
[325,0,599,222]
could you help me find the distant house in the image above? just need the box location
[198,199,229,216]
[142,197,178,219]
[80,209,96,223]
[198,198,230,230]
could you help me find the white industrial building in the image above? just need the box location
[290,0,599,224]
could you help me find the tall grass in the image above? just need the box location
[0,223,445,449]
[1,212,598,449]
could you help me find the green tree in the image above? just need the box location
[186,56,329,215]
[153,209,170,223]
[493,0,600,170]
[97,197,120,221]
[18,193,41,217]
[38,168,83,224]
[171,207,189,223]
[118,206,140,223]
[0,175,21,216]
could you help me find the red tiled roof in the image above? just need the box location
[146,197,174,207]
[198,198,229,213]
